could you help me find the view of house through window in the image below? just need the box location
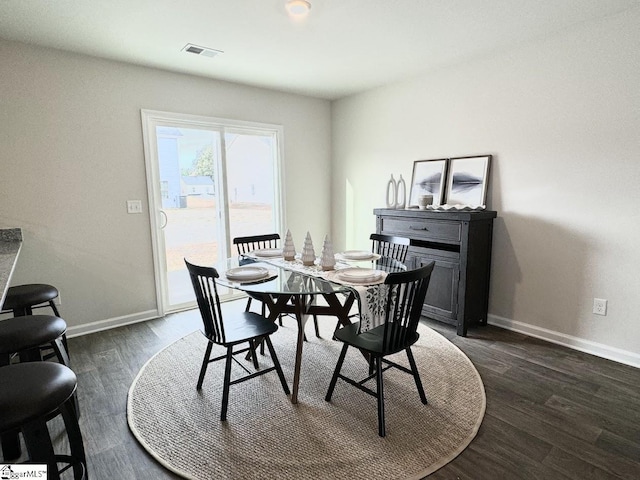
[143,111,283,313]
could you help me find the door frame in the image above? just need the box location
[140,109,286,315]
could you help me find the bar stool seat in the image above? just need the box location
[0,315,69,367]
[1,283,60,316]
[0,362,87,479]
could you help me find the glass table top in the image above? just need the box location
[214,255,406,296]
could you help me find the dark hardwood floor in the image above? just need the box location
[62,301,640,479]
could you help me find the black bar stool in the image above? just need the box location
[0,314,74,460]
[0,362,87,480]
[0,314,70,367]
[1,283,60,317]
[1,283,68,356]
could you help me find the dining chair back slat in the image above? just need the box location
[370,233,410,263]
[185,260,226,343]
[233,233,281,255]
[381,264,433,353]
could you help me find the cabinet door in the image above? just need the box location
[410,253,460,321]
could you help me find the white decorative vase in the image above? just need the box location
[386,175,397,208]
[395,174,406,209]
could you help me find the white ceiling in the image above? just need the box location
[1,0,638,100]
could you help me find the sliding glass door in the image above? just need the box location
[142,110,283,314]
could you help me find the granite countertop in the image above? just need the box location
[0,228,23,308]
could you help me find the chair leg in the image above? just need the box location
[22,419,59,480]
[406,347,428,404]
[13,305,32,316]
[245,297,252,312]
[197,342,214,390]
[325,343,349,401]
[52,337,71,368]
[264,336,290,395]
[60,396,87,479]
[220,346,234,421]
[49,300,60,317]
[375,356,386,437]
[249,340,260,370]
[1,429,21,461]
[47,301,70,358]
[51,337,81,418]
[313,315,320,338]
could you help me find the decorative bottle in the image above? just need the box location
[386,175,397,208]
[395,174,406,209]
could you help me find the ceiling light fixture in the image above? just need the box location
[285,0,311,17]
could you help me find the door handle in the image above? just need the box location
[159,210,168,229]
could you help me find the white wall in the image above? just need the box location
[331,8,640,365]
[0,39,331,331]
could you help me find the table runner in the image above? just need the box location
[243,255,389,332]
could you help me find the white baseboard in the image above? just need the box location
[488,314,640,369]
[66,309,160,338]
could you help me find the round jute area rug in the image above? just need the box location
[127,320,485,480]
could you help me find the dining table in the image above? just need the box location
[215,251,406,404]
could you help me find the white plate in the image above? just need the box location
[338,268,384,284]
[340,250,375,260]
[252,248,283,258]
[225,266,270,282]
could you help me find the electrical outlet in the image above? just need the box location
[593,298,607,316]
[127,200,143,214]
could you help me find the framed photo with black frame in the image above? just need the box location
[408,158,448,207]
[444,155,491,206]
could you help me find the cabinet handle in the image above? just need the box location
[409,225,428,231]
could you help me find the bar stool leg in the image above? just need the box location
[1,429,21,461]
[61,398,87,479]
[22,420,59,480]
[0,354,20,461]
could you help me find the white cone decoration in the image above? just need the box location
[320,235,336,271]
[301,231,316,266]
[283,229,296,261]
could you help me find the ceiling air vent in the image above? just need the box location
[182,44,223,59]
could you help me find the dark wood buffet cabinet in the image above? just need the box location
[374,208,497,336]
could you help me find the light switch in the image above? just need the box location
[127,200,143,214]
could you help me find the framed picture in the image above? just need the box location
[408,158,448,207]
[444,155,491,206]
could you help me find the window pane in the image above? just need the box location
[226,132,278,242]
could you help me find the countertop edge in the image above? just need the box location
[0,228,23,309]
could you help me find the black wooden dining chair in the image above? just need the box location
[333,233,412,332]
[325,262,435,437]
[233,233,283,325]
[370,233,410,263]
[185,259,290,421]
